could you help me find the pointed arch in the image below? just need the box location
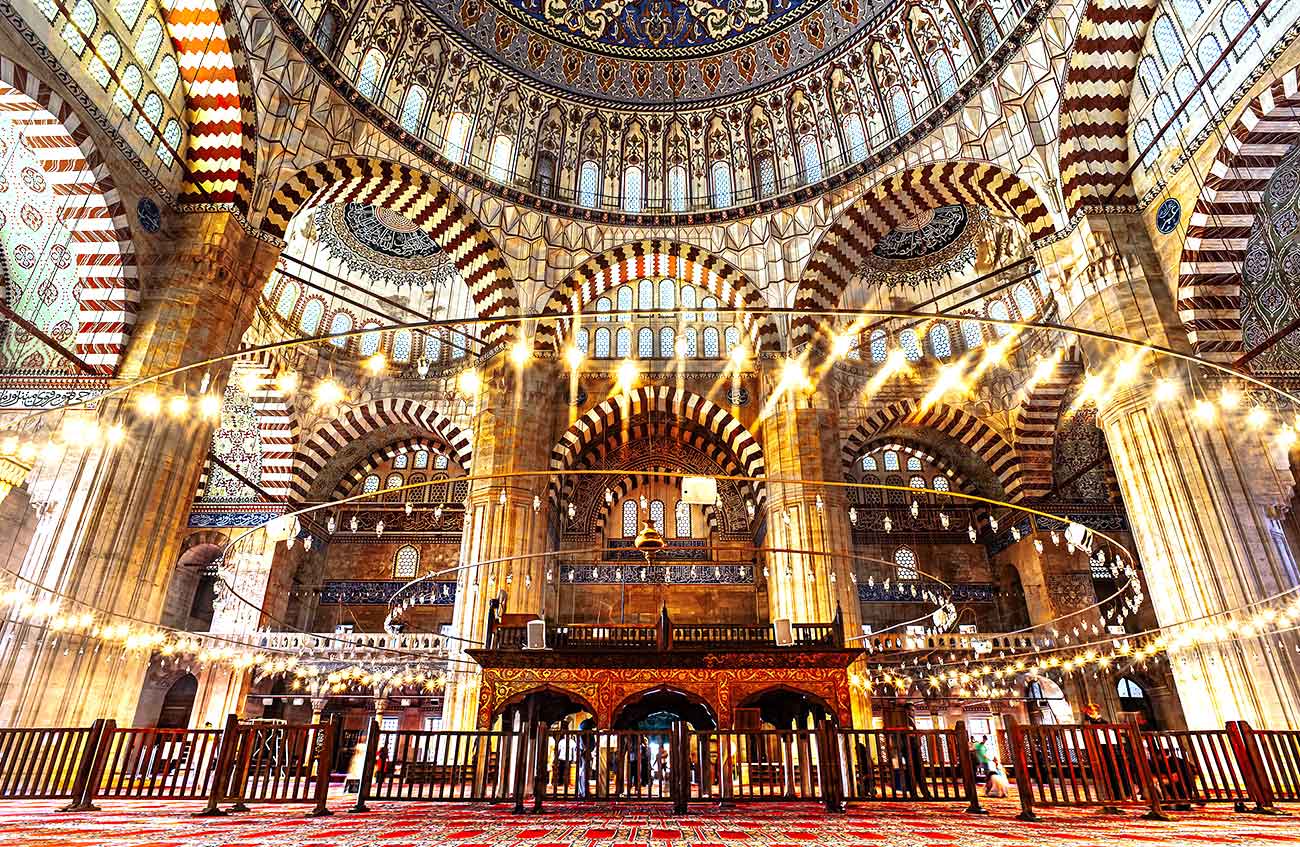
[841,400,1024,501]
[331,435,464,499]
[1176,63,1300,362]
[289,398,473,501]
[792,161,1058,348]
[262,156,519,345]
[1012,351,1084,499]
[536,240,780,354]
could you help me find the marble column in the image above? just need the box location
[0,213,278,726]
[442,363,557,730]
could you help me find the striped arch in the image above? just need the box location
[549,386,765,498]
[846,436,976,495]
[841,400,1025,501]
[1058,0,1159,218]
[1013,353,1085,499]
[792,161,1058,347]
[262,157,519,344]
[0,57,138,375]
[1177,64,1300,362]
[535,240,781,353]
[167,0,257,210]
[289,398,473,501]
[331,436,462,499]
[194,355,299,501]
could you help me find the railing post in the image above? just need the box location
[226,721,255,813]
[954,720,987,815]
[671,721,688,815]
[817,721,846,813]
[195,714,240,817]
[833,604,846,649]
[308,717,338,817]
[1127,719,1169,821]
[1002,714,1037,822]
[1227,720,1282,815]
[658,605,672,651]
[530,722,548,814]
[60,719,109,813]
[350,718,380,813]
[511,722,533,814]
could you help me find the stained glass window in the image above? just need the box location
[394,545,420,579]
[659,327,675,358]
[623,500,638,537]
[639,279,655,312]
[159,119,182,166]
[489,134,513,181]
[358,49,386,100]
[136,92,163,141]
[414,450,430,469]
[929,324,952,359]
[932,476,949,492]
[650,499,665,533]
[961,319,983,349]
[135,16,163,64]
[909,475,925,489]
[894,547,918,580]
[1171,0,1202,27]
[756,155,777,196]
[434,453,449,469]
[444,113,471,162]
[426,332,442,362]
[683,327,698,357]
[883,451,900,471]
[596,297,612,321]
[62,0,97,55]
[276,283,298,317]
[681,286,697,321]
[116,0,145,27]
[933,50,957,100]
[617,285,633,316]
[362,474,380,494]
[616,328,631,358]
[360,324,381,356]
[578,160,600,207]
[724,326,740,353]
[90,34,121,87]
[900,328,921,361]
[638,327,654,357]
[890,89,912,134]
[401,86,426,135]
[906,456,922,472]
[870,329,887,362]
[862,456,877,471]
[299,299,324,334]
[974,9,998,56]
[329,312,352,348]
[314,8,337,53]
[667,164,688,211]
[710,159,733,208]
[385,473,403,500]
[595,327,611,358]
[1153,16,1184,71]
[622,165,643,212]
[702,296,719,322]
[675,500,691,537]
[392,329,412,362]
[798,135,822,182]
[842,114,867,162]
[702,327,720,358]
[113,63,141,116]
[658,279,676,311]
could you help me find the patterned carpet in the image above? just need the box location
[0,794,1295,846]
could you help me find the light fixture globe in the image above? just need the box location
[633,518,666,553]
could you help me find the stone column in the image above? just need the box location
[442,363,557,730]
[0,213,277,726]
[1098,383,1300,728]
[759,378,861,634]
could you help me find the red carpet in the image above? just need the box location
[0,795,1294,845]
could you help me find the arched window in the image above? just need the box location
[842,114,867,162]
[362,474,381,494]
[616,327,631,358]
[929,324,952,359]
[596,297,612,321]
[702,296,719,322]
[862,455,878,471]
[869,329,887,362]
[135,16,163,64]
[649,499,665,533]
[724,326,740,353]
[425,332,442,362]
[883,450,900,471]
[434,453,449,469]
[658,279,676,311]
[932,50,957,100]
[90,33,121,87]
[638,279,655,312]
[1118,677,1145,700]
[159,119,182,166]
[1012,284,1037,319]
[894,546,918,580]
[667,164,688,211]
[62,0,97,55]
[116,0,145,27]
[393,453,409,470]
[1171,0,1201,27]
[702,327,720,358]
[659,327,675,358]
[384,472,403,501]
[710,159,734,208]
[400,86,427,135]
[909,475,925,489]
[488,134,514,181]
[617,285,634,316]
[535,154,556,198]
[394,545,420,579]
[973,8,998,56]
[623,500,638,537]
[414,450,430,469]
[314,7,337,53]
[1152,16,1184,71]
[276,282,298,318]
[594,327,611,358]
[136,92,163,140]
[576,327,590,353]
[674,500,691,537]
[638,327,654,358]
[906,456,922,472]
[156,55,179,96]
[932,475,949,492]
[299,298,324,334]
[1196,35,1229,92]
[755,155,777,197]
[578,160,600,207]
[113,64,143,115]
[357,48,386,100]
[328,312,352,348]
[888,88,912,134]
[900,328,922,361]
[622,165,643,212]
[392,329,413,362]
[359,323,382,356]
[988,300,1012,336]
[682,327,698,357]
[961,319,983,350]
[1223,1,1255,58]
[407,473,426,502]
[798,134,822,182]
[681,286,697,321]
[444,113,471,162]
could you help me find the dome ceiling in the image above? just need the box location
[422,0,892,104]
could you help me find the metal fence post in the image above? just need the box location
[954,720,987,815]
[350,718,380,813]
[60,719,107,813]
[1002,714,1037,821]
[1227,720,1281,815]
[308,717,338,817]
[195,714,240,817]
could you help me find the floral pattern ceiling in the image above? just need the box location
[312,204,456,291]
